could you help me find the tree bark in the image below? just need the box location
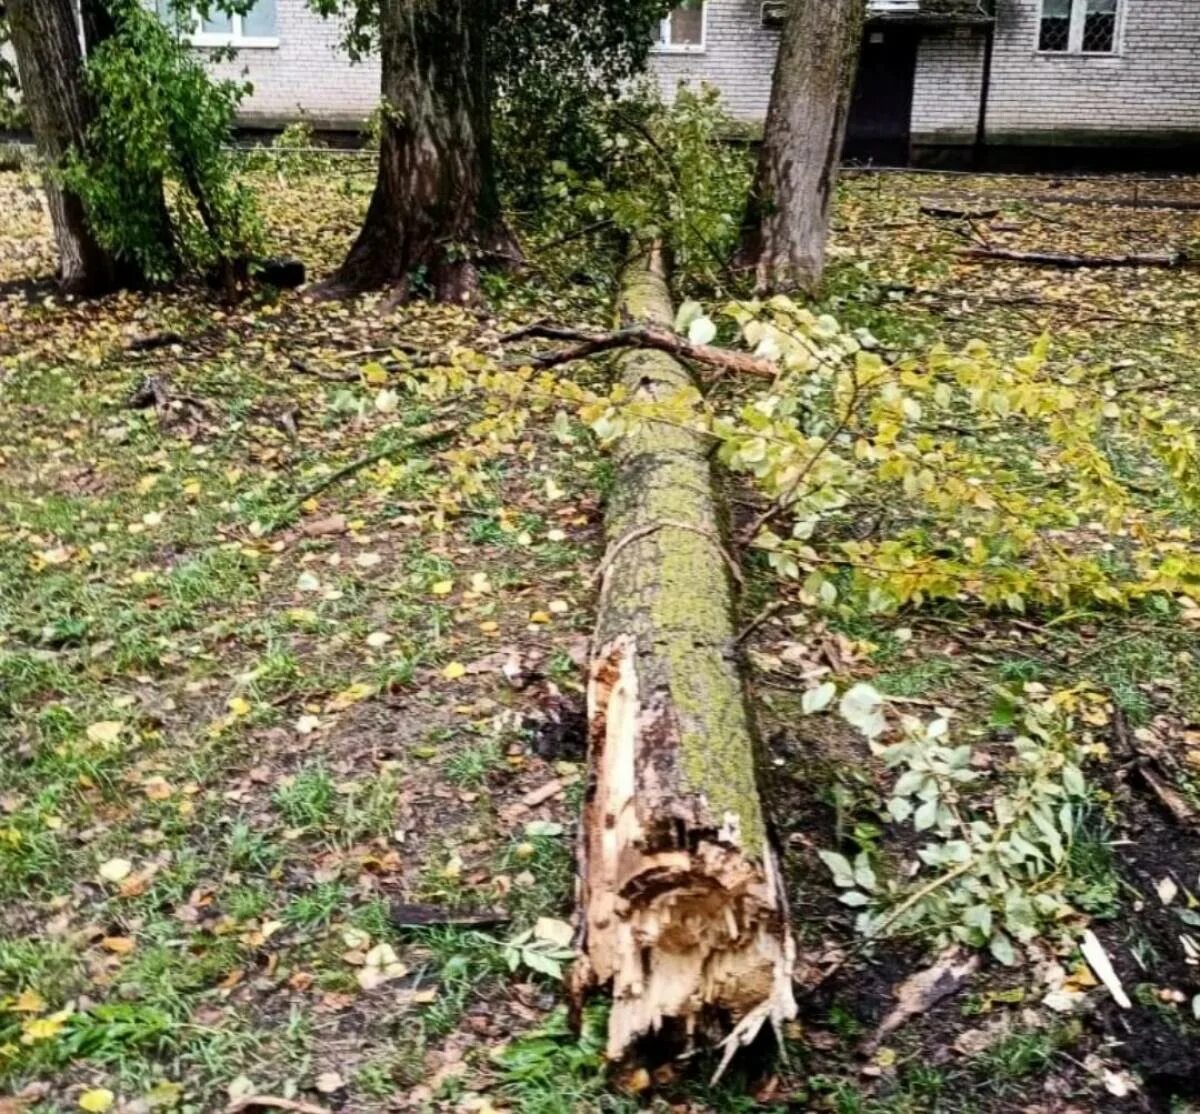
[318,0,517,303]
[7,0,121,295]
[572,252,796,1076]
[737,0,867,295]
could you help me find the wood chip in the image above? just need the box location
[1080,929,1131,1009]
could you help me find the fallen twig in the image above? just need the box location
[961,246,1187,269]
[267,422,457,531]
[126,330,185,352]
[500,322,778,380]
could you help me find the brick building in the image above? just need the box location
[651,0,1200,166]
[177,0,1200,167]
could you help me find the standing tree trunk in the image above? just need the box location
[8,0,122,295]
[573,252,796,1075]
[318,0,517,303]
[737,0,866,295]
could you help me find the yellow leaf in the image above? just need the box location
[21,1010,70,1043]
[143,778,173,801]
[529,611,551,624]
[227,696,251,717]
[431,580,453,596]
[79,1088,115,1112]
[86,721,124,745]
[38,546,72,565]
[98,858,133,883]
[362,361,388,385]
[101,936,136,955]
[327,682,374,711]
[12,988,45,1013]
[548,599,569,614]
[479,621,499,634]
[442,662,466,681]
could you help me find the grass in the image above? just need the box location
[5,164,1200,1111]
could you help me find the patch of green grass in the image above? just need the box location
[1066,809,1121,918]
[493,1005,634,1114]
[338,769,401,842]
[225,819,283,873]
[971,1022,1078,1090]
[284,882,348,930]
[444,738,504,788]
[273,765,337,829]
[496,832,574,923]
[876,656,957,698]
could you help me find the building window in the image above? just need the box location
[653,1,706,52]
[158,1,279,47]
[1081,0,1118,52]
[1038,0,1119,54]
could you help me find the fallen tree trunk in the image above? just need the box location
[572,252,796,1077]
[961,246,1186,269]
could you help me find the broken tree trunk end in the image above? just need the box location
[572,252,796,1079]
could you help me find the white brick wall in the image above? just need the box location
[912,27,986,142]
[201,0,379,128]
[985,0,1200,140]
[178,0,1200,144]
[649,0,1200,146]
[650,0,778,120]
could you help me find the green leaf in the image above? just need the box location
[674,299,703,333]
[802,681,837,715]
[817,850,855,888]
[989,932,1016,966]
[687,315,717,345]
[521,948,564,979]
[840,683,887,740]
[853,853,877,891]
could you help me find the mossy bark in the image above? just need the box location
[575,253,796,1072]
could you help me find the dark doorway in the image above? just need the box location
[844,25,919,165]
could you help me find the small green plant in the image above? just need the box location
[62,0,262,284]
[493,1005,625,1114]
[813,682,1093,964]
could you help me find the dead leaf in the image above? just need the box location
[859,947,980,1054]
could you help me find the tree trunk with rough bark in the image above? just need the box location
[8,0,122,295]
[737,0,866,295]
[572,253,796,1075]
[319,0,517,303]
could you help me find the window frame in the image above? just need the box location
[1035,0,1123,57]
[650,1,708,55]
[186,3,280,49]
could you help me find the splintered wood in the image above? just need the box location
[573,255,795,1077]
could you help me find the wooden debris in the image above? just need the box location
[961,246,1186,269]
[572,251,795,1079]
[919,198,1000,220]
[1080,929,1131,1009]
